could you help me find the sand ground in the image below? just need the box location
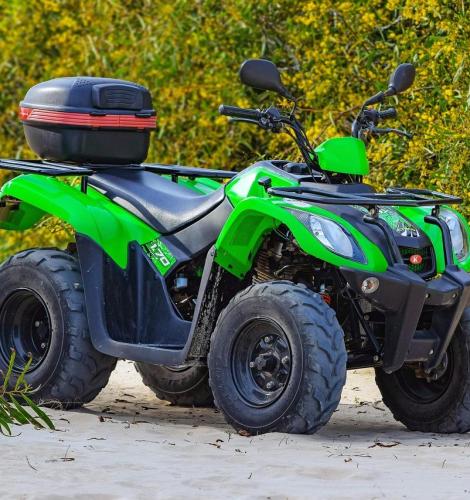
[1,361,470,499]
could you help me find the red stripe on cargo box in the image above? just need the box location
[19,107,156,129]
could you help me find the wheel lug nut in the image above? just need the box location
[34,321,40,327]
[40,343,46,349]
[281,356,290,366]
[266,381,275,390]
[249,361,255,368]
[264,336,272,343]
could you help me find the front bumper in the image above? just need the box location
[341,263,470,373]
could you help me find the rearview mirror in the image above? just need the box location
[387,63,415,95]
[239,59,293,99]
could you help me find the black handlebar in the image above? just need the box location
[218,104,261,120]
[219,103,320,176]
[363,107,397,124]
[377,107,397,120]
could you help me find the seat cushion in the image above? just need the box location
[89,169,225,234]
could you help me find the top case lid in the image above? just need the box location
[21,76,155,116]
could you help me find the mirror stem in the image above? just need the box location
[289,98,298,119]
[363,91,385,107]
[280,87,296,101]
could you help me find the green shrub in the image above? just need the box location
[0,0,467,256]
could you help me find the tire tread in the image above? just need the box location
[208,280,347,434]
[0,248,116,409]
[376,309,470,433]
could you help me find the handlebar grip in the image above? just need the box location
[378,107,397,120]
[219,104,261,120]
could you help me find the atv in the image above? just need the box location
[0,59,469,435]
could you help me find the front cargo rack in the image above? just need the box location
[268,185,463,208]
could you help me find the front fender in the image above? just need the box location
[214,197,388,278]
[0,174,157,268]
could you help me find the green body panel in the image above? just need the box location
[0,174,158,268]
[0,166,467,279]
[226,165,298,206]
[452,208,470,271]
[314,137,370,175]
[217,168,388,278]
[398,206,446,273]
[0,199,45,231]
[398,206,470,272]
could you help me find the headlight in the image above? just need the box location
[353,205,420,237]
[377,207,420,238]
[308,214,366,263]
[440,208,469,261]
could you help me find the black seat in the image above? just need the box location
[89,169,226,234]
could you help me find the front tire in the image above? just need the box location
[0,248,117,409]
[208,281,347,435]
[376,308,470,433]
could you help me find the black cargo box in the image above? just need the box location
[20,77,156,165]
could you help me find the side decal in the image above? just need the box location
[143,238,177,275]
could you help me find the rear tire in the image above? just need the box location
[376,307,470,433]
[208,281,347,435]
[0,248,117,409]
[135,363,213,407]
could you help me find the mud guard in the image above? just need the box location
[76,234,193,365]
[76,235,242,364]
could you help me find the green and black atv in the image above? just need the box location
[0,60,469,435]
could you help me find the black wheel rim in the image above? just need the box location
[231,318,292,408]
[395,352,454,404]
[0,289,52,373]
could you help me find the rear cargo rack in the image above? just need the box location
[0,159,95,176]
[143,163,237,180]
[268,185,463,207]
[0,159,237,180]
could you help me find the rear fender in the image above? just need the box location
[214,198,388,278]
[0,174,157,268]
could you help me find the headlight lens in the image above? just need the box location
[308,214,366,263]
[440,208,469,261]
[353,205,420,237]
[377,207,420,238]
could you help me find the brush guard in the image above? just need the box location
[267,184,468,374]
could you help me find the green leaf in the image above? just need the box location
[14,355,33,391]
[0,351,55,432]
[22,394,55,430]
[8,394,43,428]
[0,396,29,424]
[2,349,15,392]
[0,412,13,436]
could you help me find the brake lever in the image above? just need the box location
[228,117,260,125]
[370,126,413,139]
[390,128,413,139]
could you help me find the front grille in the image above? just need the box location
[399,246,435,278]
